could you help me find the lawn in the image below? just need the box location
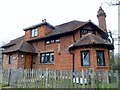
[0,83,2,90]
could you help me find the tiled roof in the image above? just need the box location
[2,41,37,54]
[70,33,114,50]
[1,36,24,48]
[27,20,88,42]
[27,20,107,42]
[46,20,87,37]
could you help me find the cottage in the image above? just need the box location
[2,7,114,71]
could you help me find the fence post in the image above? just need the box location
[82,69,85,88]
[106,70,109,84]
[7,68,11,86]
[110,70,114,88]
[96,71,99,88]
[90,69,94,88]
[45,68,48,88]
[115,70,119,88]
[118,71,120,89]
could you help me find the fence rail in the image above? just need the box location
[0,68,119,89]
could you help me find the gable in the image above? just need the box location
[75,21,108,39]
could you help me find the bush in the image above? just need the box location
[111,58,120,72]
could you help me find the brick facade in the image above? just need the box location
[73,47,110,71]
[3,53,19,69]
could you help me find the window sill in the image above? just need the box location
[39,63,55,65]
[97,66,107,69]
[30,36,38,38]
[81,66,90,67]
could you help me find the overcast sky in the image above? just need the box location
[0,0,118,44]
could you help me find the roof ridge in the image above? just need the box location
[55,20,82,27]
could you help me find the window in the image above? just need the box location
[55,39,60,42]
[31,28,38,37]
[45,38,60,44]
[81,51,90,66]
[46,41,50,44]
[80,29,95,37]
[8,54,12,64]
[96,50,105,66]
[40,52,54,63]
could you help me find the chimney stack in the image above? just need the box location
[97,6,107,32]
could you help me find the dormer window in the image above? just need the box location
[31,28,38,37]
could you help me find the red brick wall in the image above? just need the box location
[74,47,110,71]
[44,25,53,35]
[2,53,19,69]
[32,35,74,70]
[74,30,80,41]
[18,53,25,69]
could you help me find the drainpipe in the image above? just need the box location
[69,34,76,79]
[69,46,75,76]
[71,34,76,73]
[70,50,74,72]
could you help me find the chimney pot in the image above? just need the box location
[42,19,46,23]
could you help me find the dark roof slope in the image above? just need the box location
[2,41,37,54]
[70,33,114,50]
[1,36,24,48]
[46,20,87,37]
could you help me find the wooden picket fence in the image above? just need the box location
[0,67,2,83]
[1,68,119,89]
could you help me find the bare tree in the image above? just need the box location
[101,0,120,6]
[0,40,9,47]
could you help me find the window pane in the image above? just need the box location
[81,51,90,66]
[96,51,105,66]
[31,28,38,37]
[55,39,60,42]
[41,54,45,63]
[51,40,54,43]
[50,53,54,63]
[46,41,50,44]
[45,53,49,63]
[34,28,38,36]
[31,29,35,37]
[9,54,12,64]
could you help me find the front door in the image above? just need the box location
[24,54,33,69]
